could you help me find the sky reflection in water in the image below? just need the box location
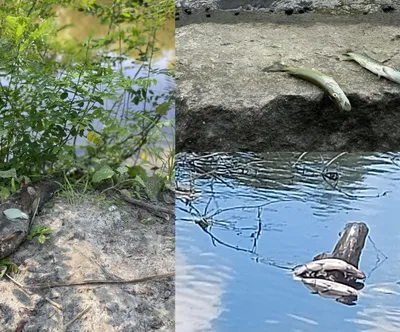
[176,152,400,332]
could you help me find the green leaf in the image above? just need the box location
[116,166,128,175]
[0,169,17,179]
[155,102,170,116]
[134,175,146,188]
[38,234,46,244]
[92,165,115,183]
[127,165,147,179]
[0,266,6,278]
[144,175,165,201]
[0,187,10,201]
[60,91,69,100]
[3,208,29,220]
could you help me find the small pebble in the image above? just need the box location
[234,11,240,16]
[298,8,305,14]
[206,13,211,17]
[50,289,60,299]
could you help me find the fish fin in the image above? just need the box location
[318,92,332,110]
[262,62,286,73]
[310,291,318,294]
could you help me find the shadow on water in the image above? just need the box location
[176,152,400,332]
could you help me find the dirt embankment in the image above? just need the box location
[0,193,175,332]
[176,12,400,151]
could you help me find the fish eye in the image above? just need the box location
[332,93,339,99]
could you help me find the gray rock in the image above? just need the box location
[176,13,400,151]
[176,0,400,14]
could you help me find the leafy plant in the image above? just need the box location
[27,225,53,244]
[0,258,19,278]
[0,0,175,198]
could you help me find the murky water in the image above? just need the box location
[55,1,175,114]
[55,2,175,163]
[176,152,400,332]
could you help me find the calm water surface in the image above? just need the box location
[176,152,400,332]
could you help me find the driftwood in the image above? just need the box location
[315,222,368,268]
[0,179,61,259]
[299,222,369,306]
[314,222,369,290]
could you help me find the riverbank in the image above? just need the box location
[176,11,400,151]
[0,192,175,331]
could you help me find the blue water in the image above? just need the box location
[176,152,400,332]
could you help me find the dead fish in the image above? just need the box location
[301,278,358,299]
[344,52,400,84]
[383,66,400,84]
[293,258,366,279]
[263,64,351,111]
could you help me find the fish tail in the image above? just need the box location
[342,52,354,61]
[262,62,287,73]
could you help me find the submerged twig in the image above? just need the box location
[367,235,388,278]
[323,152,347,171]
[293,152,308,168]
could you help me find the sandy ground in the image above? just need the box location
[0,193,175,332]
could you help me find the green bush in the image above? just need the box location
[0,0,175,196]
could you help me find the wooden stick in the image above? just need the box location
[6,273,62,310]
[45,296,63,311]
[63,305,91,332]
[26,272,175,289]
[119,191,174,216]
[6,273,32,296]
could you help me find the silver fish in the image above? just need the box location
[345,52,400,84]
[284,67,352,112]
[383,66,400,84]
[293,258,366,279]
[301,278,359,298]
[263,64,351,111]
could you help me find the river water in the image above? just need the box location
[176,152,400,332]
[54,2,175,164]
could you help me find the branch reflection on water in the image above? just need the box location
[176,152,400,330]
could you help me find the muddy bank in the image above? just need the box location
[0,193,175,331]
[176,13,400,151]
[176,0,400,14]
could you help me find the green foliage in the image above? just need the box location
[0,0,175,193]
[0,258,19,278]
[27,225,53,244]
